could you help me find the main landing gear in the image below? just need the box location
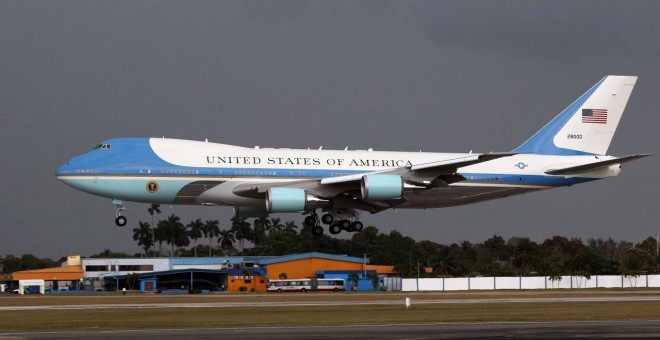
[113,199,127,227]
[304,211,364,236]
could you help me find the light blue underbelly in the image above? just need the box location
[61,177,193,204]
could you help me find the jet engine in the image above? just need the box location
[265,187,327,213]
[360,174,403,200]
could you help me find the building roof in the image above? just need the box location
[256,252,367,265]
[105,268,227,280]
[12,265,83,281]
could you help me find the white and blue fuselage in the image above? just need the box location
[56,137,618,208]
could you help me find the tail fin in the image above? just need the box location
[513,75,637,155]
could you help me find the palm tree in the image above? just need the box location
[147,204,161,252]
[173,223,190,257]
[158,214,186,257]
[187,219,204,257]
[153,220,168,257]
[252,217,270,247]
[217,229,236,255]
[202,220,221,256]
[231,217,252,252]
[132,221,153,257]
[283,221,298,234]
[512,238,541,275]
[268,217,285,234]
[434,246,461,277]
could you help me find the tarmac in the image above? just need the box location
[1,291,660,338]
[2,320,660,339]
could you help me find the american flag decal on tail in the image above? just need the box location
[582,109,608,124]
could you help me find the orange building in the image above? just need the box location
[226,267,269,292]
[259,252,367,280]
[12,266,84,291]
[12,266,83,281]
[10,255,84,291]
[225,253,371,292]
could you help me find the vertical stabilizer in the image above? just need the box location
[513,75,637,155]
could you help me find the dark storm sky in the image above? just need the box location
[1,1,659,259]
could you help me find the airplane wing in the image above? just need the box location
[320,152,514,186]
[544,154,652,176]
[232,152,515,212]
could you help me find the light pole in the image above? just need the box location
[416,259,420,291]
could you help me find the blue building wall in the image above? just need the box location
[139,279,158,293]
[315,270,378,292]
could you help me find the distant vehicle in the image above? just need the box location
[267,278,345,293]
[57,76,649,235]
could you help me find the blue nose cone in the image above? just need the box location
[56,161,74,177]
[56,160,81,190]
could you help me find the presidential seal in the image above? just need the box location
[146,181,159,193]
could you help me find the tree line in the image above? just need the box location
[2,204,658,278]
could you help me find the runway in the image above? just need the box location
[2,291,660,338]
[2,320,660,339]
[2,294,660,311]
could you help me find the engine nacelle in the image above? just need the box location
[361,174,403,200]
[234,207,269,218]
[266,187,327,213]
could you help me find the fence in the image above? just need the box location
[401,274,660,291]
[382,277,402,291]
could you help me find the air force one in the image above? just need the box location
[57,76,650,235]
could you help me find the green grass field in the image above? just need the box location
[1,290,659,331]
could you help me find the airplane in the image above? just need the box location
[56,75,650,236]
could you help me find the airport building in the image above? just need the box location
[5,252,397,293]
[11,255,84,292]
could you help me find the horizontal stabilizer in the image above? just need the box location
[545,154,651,175]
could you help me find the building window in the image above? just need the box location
[118,265,154,271]
[85,265,108,272]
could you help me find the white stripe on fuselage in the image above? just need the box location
[148,138,617,181]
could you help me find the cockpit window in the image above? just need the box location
[93,144,112,150]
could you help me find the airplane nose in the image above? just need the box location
[56,162,74,178]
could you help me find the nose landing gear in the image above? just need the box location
[113,199,127,227]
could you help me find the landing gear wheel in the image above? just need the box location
[329,224,341,235]
[304,215,317,227]
[113,199,126,227]
[352,221,364,232]
[115,216,127,227]
[338,220,352,230]
[312,226,324,236]
[321,214,334,225]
